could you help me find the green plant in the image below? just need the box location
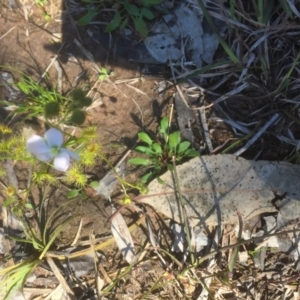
[106,0,164,37]
[0,71,91,126]
[129,117,199,183]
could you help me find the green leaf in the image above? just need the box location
[106,11,121,32]
[138,132,153,145]
[135,145,153,155]
[129,158,151,165]
[159,117,169,135]
[3,197,16,207]
[106,19,121,32]
[67,189,80,199]
[184,149,199,157]
[157,177,165,184]
[17,81,30,94]
[25,203,34,209]
[76,9,98,26]
[133,16,148,37]
[123,3,140,16]
[120,17,129,29]
[168,131,181,150]
[141,172,153,183]
[278,0,292,16]
[32,238,43,251]
[64,136,78,147]
[178,141,191,154]
[153,159,161,170]
[141,7,154,20]
[89,181,100,189]
[99,74,107,81]
[152,143,162,154]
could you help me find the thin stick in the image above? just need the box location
[46,257,76,300]
[0,26,16,41]
[38,43,65,84]
[199,108,213,153]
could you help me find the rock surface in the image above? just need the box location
[139,155,300,226]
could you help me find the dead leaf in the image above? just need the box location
[94,162,125,198]
[111,207,136,264]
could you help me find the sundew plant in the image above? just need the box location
[0,83,116,298]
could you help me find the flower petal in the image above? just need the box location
[53,151,70,172]
[62,148,79,160]
[45,128,63,148]
[26,135,52,161]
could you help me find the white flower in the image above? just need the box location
[26,128,78,172]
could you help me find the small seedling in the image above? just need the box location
[129,117,199,183]
[98,67,114,81]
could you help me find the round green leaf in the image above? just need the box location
[67,189,80,199]
[89,181,100,189]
